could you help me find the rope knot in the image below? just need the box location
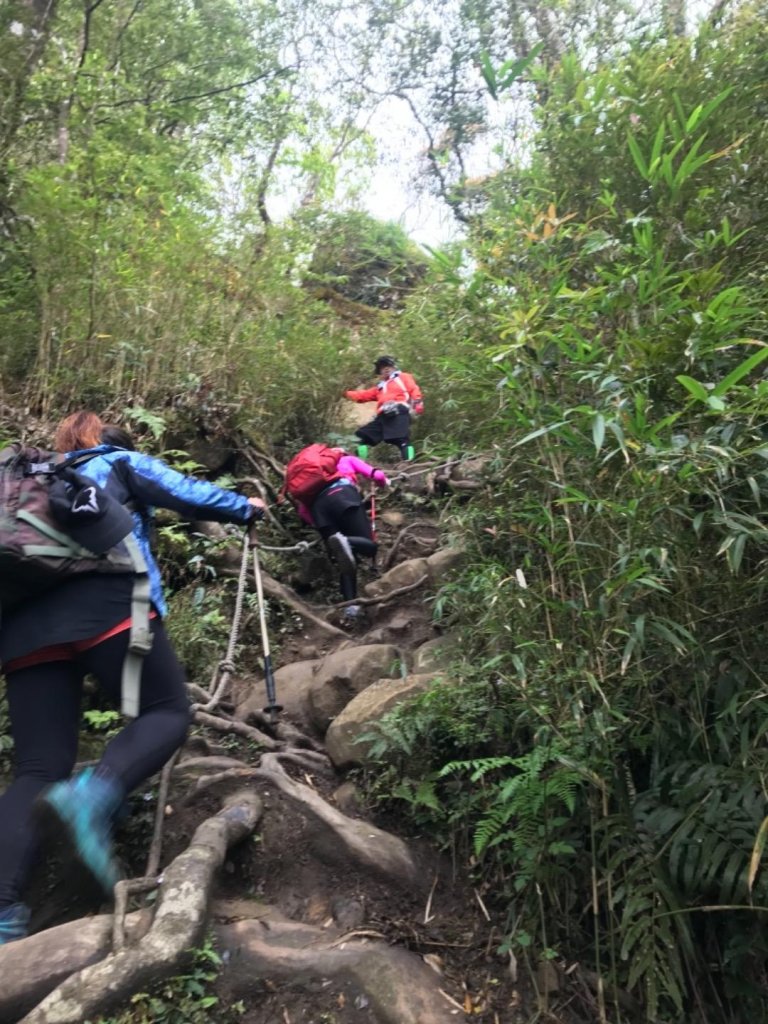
[295,540,311,553]
[219,658,236,675]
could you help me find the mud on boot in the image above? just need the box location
[35,767,123,899]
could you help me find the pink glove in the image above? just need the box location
[373,469,390,486]
[412,400,424,416]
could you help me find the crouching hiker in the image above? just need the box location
[0,410,266,944]
[344,355,423,461]
[281,444,389,624]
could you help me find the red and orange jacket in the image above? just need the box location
[345,371,423,413]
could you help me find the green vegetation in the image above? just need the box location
[2,0,768,1020]
[91,939,242,1024]
[360,5,768,1020]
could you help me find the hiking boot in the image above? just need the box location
[357,444,369,459]
[342,604,363,625]
[36,767,123,899]
[327,532,355,576]
[0,903,30,945]
[403,444,415,461]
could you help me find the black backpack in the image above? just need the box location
[0,445,152,716]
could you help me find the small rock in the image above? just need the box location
[331,895,365,929]
[386,613,412,635]
[304,893,331,924]
[362,628,388,644]
[381,510,406,527]
[333,780,363,815]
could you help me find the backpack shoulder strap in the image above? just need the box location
[119,533,153,718]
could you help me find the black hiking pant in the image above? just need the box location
[355,408,411,459]
[0,619,189,909]
[311,487,376,601]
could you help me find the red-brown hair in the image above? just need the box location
[54,411,104,453]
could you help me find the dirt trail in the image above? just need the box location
[0,458,519,1024]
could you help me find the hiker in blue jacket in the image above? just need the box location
[0,411,266,944]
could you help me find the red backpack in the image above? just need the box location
[281,445,345,504]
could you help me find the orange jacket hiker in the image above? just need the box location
[345,370,423,412]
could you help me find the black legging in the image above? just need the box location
[319,504,376,601]
[0,619,189,909]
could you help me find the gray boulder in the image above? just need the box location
[326,673,441,768]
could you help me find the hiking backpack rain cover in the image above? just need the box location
[282,445,344,504]
[0,444,138,611]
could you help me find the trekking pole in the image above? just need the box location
[248,522,282,723]
[369,480,377,543]
[369,480,378,573]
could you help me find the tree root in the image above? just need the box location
[268,748,334,776]
[256,753,424,888]
[0,913,151,1023]
[174,755,252,776]
[222,565,348,637]
[383,519,440,570]
[193,709,281,751]
[182,768,264,803]
[244,709,325,751]
[216,914,458,1024]
[17,791,263,1024]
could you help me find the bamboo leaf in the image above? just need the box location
[712,345,768,396]
[650,121,666,167]
[497,42,545,91]
[676,375,709,402]
[685,103,704,133]
[626,132,649,179]
[698,86,734,126]
[478,51,498,99]
[748,817,768,893]
[673,133,711,190]
[512,421,567,447]
[592,413,606,453]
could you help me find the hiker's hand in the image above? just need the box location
[412,400,424,416]
[373,470,390,487]
[247,497,266,521]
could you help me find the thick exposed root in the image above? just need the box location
[193,709,281,750]
[0,913,149,1023]
[217,915,458,1024]
[257,752,424,889]
[14,792,262,1024]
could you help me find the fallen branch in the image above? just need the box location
[330,574,429,610]
[19,792,263,1024]
[241,444,285,485]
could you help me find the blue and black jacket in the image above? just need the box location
[67,445,253,616]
